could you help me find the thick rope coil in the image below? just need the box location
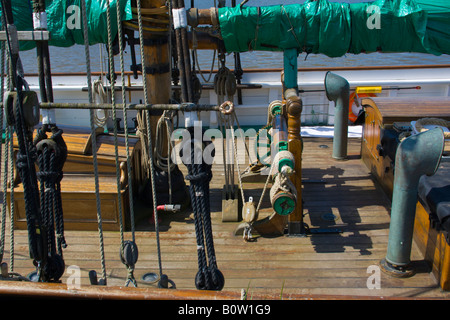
[414,117,450,139]
[269,150,297,207]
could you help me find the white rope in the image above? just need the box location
[92,79,110,127]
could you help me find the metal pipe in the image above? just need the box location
[324,71,349,160]
[39,102,221,111]
[381,127,444,277]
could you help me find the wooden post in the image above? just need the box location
[286,96,304,235]
[283,49,304,236]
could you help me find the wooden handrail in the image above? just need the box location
[0,281,442,300]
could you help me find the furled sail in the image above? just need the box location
[0,0,132,50]
[218,0,450,57]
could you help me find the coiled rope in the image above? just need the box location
[399,117,450,141]
[415,117,450,139]
[92,79,110,127]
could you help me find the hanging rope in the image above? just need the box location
[171,0,224,290]
[110,0,140,287]
[184,135,224,290]
[34,125,67,281]
[0,28,6,267]
[135,0,172,289]
[80,0,107,286]
[8,127,15,274]
[0,29,16,271]
[1,0,51,281]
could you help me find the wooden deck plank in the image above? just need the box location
[1,137,449,299]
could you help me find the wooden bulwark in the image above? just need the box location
[361,97,450,198]
[414,201,450,291]
[1,137,449,299]
[7,126,145,231]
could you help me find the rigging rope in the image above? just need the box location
[136,0,170,288]
[111,0,139,287]
[8,128,14,273]
[0,0,60,282]
[172,0,224,290]
[80,0,107,286]
[0,31,6,266]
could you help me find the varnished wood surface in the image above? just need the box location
[1,137,449,299]
[361,97,450,125]
[414,201,450,291]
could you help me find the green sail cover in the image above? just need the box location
[1,0,132,50]
[218,0,450,57]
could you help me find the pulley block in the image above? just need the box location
[4,91,40,128]
[120,240,139,268]
[36,138,58,154]
[242,196,257,223]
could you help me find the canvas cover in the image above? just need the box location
[2,0,449,56]
[218,0,450,57]
[0,0,132,50]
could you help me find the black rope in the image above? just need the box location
[184,131,224,291]
[35,125,67,282]
[169,0,223,290]
[1,0,48,276]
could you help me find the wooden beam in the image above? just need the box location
[0,281,434,300]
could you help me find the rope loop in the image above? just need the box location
[185,170,212,183]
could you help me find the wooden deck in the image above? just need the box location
[1,136,449,299]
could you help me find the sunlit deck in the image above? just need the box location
[1,136,449,299]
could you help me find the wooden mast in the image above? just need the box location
[140,0,171,147]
